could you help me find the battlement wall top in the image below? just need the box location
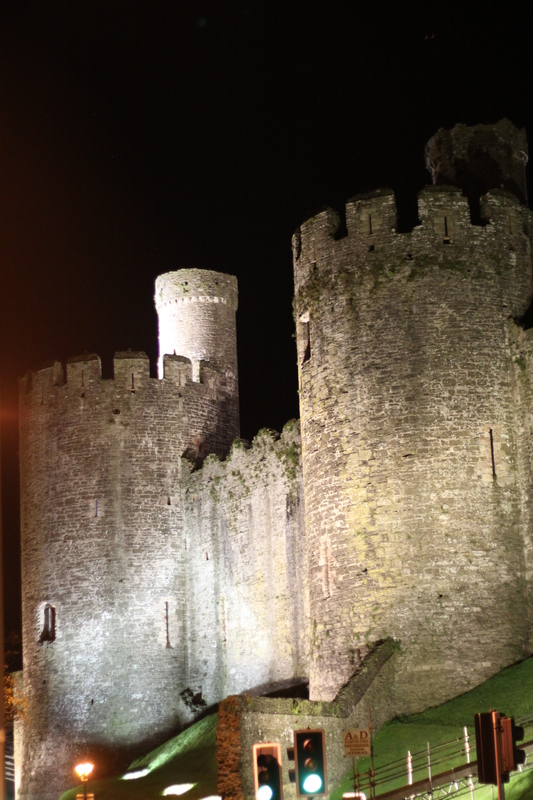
[293,185,531,302]
[345,188,397,238]
[21,351,233,400]
[185,419,301,483]
[114,350,149,361]
[67,353,100,364]
[113,351,150,390]
[66,354,102,385]
[155,268,238,312]
[425,118,528,205]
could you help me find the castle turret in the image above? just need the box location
[155,268,238,377]
[294,121,533,707]
[155,268,239,452]
[425,118,529,206]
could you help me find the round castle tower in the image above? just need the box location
[155,268,239,378]
[293,120,533,707]
[18,270,239,800]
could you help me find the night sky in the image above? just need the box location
[1,2,532,635]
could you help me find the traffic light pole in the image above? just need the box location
[493,715,505,800]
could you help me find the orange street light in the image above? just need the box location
[75,762,94,800]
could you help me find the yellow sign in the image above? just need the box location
[343,728,371,757]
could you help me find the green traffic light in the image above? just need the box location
[303,774,323,793]
[294,729,327,797]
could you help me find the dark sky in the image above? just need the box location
[1,2,532,634]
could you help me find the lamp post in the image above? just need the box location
[75,762,94,800]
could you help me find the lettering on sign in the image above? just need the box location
[343,728,371,757]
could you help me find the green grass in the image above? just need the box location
[58,714,218,800]
[60,657,533,800]
[332,657,533,800]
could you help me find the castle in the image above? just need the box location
[16,119,533,800]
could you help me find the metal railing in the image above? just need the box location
[344,718,533,800]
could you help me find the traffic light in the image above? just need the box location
[501,716,526,779]
[475,711,500,785]
[475,711,527,786]
[294,729,327,797]
[253,743,283,800]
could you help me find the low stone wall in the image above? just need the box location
[217,639,399,800]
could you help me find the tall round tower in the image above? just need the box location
[155,268,239,380]
[294,120,533,708]
[155,269,239,453]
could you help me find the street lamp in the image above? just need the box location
[75,762,94,800]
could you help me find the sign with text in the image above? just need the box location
[343,728,371,757]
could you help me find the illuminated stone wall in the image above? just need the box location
[18,349,240,800]
[293,137,533,705]
[182,422,308,703]
[18,269,308,800]
[18,269,244,800]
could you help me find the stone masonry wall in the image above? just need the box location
[182,422,309,704]
[293,184,533,707]
[507,322,533,634]
[19,350,239,800]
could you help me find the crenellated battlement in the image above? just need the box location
[113,351,150,391]
[293,186,532,316]
[21,351,235,408]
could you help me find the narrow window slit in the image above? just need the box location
[221,597,227,644]
[302,322,311,364]
[368,213,373,235]
[81,369,85,387]
[205,552,209,561]
[489,428,497,479]
[95,499,98,517]
[298,312,311,365]
[39,604,56,644]
[443,216,451,244]
[165,601,172,648]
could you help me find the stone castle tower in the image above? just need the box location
[17,120,533,800]
[293,119,533,706]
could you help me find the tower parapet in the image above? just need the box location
[294,185,532,325]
